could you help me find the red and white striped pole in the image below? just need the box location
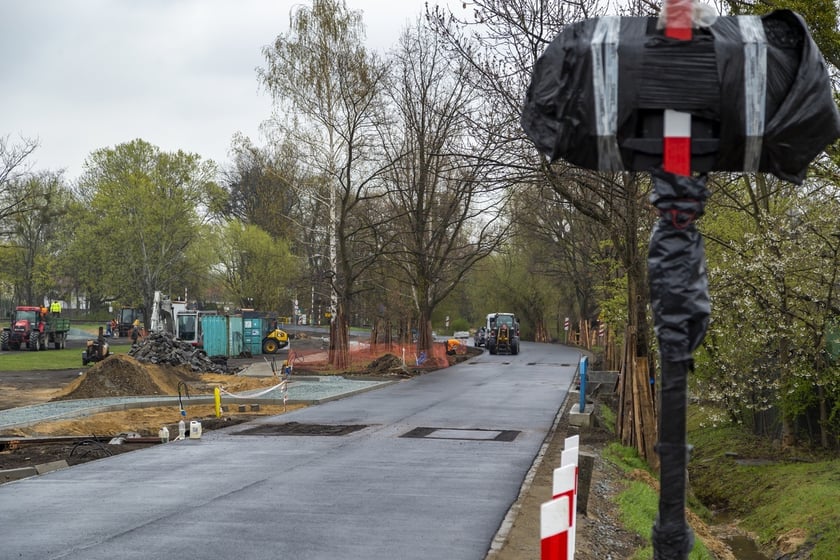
[662,0,694,176]
[550,464,576,560]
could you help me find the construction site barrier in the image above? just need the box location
[543,435,579,559]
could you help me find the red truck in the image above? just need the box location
[1,306,71,351]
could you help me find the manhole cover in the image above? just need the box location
[400,427,520,442]
[234,422,368,436]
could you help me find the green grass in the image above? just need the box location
[73,322,110,335]
[604,405,840,558]
[0,344,133,371]
[615,482,714,560]
[603,442,713,559]
[687,407,840,558]
[599,403,617,434]
[604,442,650,472]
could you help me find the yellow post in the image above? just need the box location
[214,387,221,418]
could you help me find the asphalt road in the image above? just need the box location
[0,341,583,560]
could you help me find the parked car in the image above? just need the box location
[474,326,487,347]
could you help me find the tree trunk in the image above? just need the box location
[417,310,436,366]
[616,174,656,465]
[329,301,349,369]
[369,316,384,350]
[533,317,549,343]
[778,334,797,449]
[818,385,829,449]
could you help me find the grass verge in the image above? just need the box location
[687,406,839,558]
[0,345,133,371]
[603,442,714,559]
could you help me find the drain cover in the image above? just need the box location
[234,422,368,436]
[400,427,519,442]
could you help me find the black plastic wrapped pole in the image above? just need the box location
[648,169,711,559]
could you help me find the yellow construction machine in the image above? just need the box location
[261,327,290,354]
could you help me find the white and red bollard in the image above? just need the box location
[541,495,570,560]
[541,435,579,559]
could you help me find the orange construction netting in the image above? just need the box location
[282,340,452,373]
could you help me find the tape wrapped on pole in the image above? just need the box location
[739,15,767,171]
[662,0,694,177]
[590,16,623,172]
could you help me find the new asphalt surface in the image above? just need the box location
[0,341,583,560]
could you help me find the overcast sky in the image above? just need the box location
[1,0,439,182]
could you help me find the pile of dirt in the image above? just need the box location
[53,354,204,400]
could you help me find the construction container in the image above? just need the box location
[201,315,228,357]
[243,317,263,355]
[228,315,244,357]
[199,315,247,358]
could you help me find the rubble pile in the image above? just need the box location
[366,354,409,376]
[129,331,231,374]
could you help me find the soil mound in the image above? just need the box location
[53,354,203,400]
[367,354,406,375]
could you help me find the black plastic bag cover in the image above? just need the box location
[648,170,710,361]
[521,10,840,184]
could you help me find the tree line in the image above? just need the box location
[1,0,839,450]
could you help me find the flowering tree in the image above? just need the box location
[697,173,840,448]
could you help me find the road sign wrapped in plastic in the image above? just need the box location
[521,10,840,184]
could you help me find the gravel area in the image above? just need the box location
[0,376,392,430]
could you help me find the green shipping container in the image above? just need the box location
[228,316,244,357]
[202,315,227,358]
[243,317,263,355]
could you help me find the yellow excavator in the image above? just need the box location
[261,327,289,354]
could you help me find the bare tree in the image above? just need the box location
[427,1,665,460]
[381,21,510,359]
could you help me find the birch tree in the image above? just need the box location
[259,0,389,368]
